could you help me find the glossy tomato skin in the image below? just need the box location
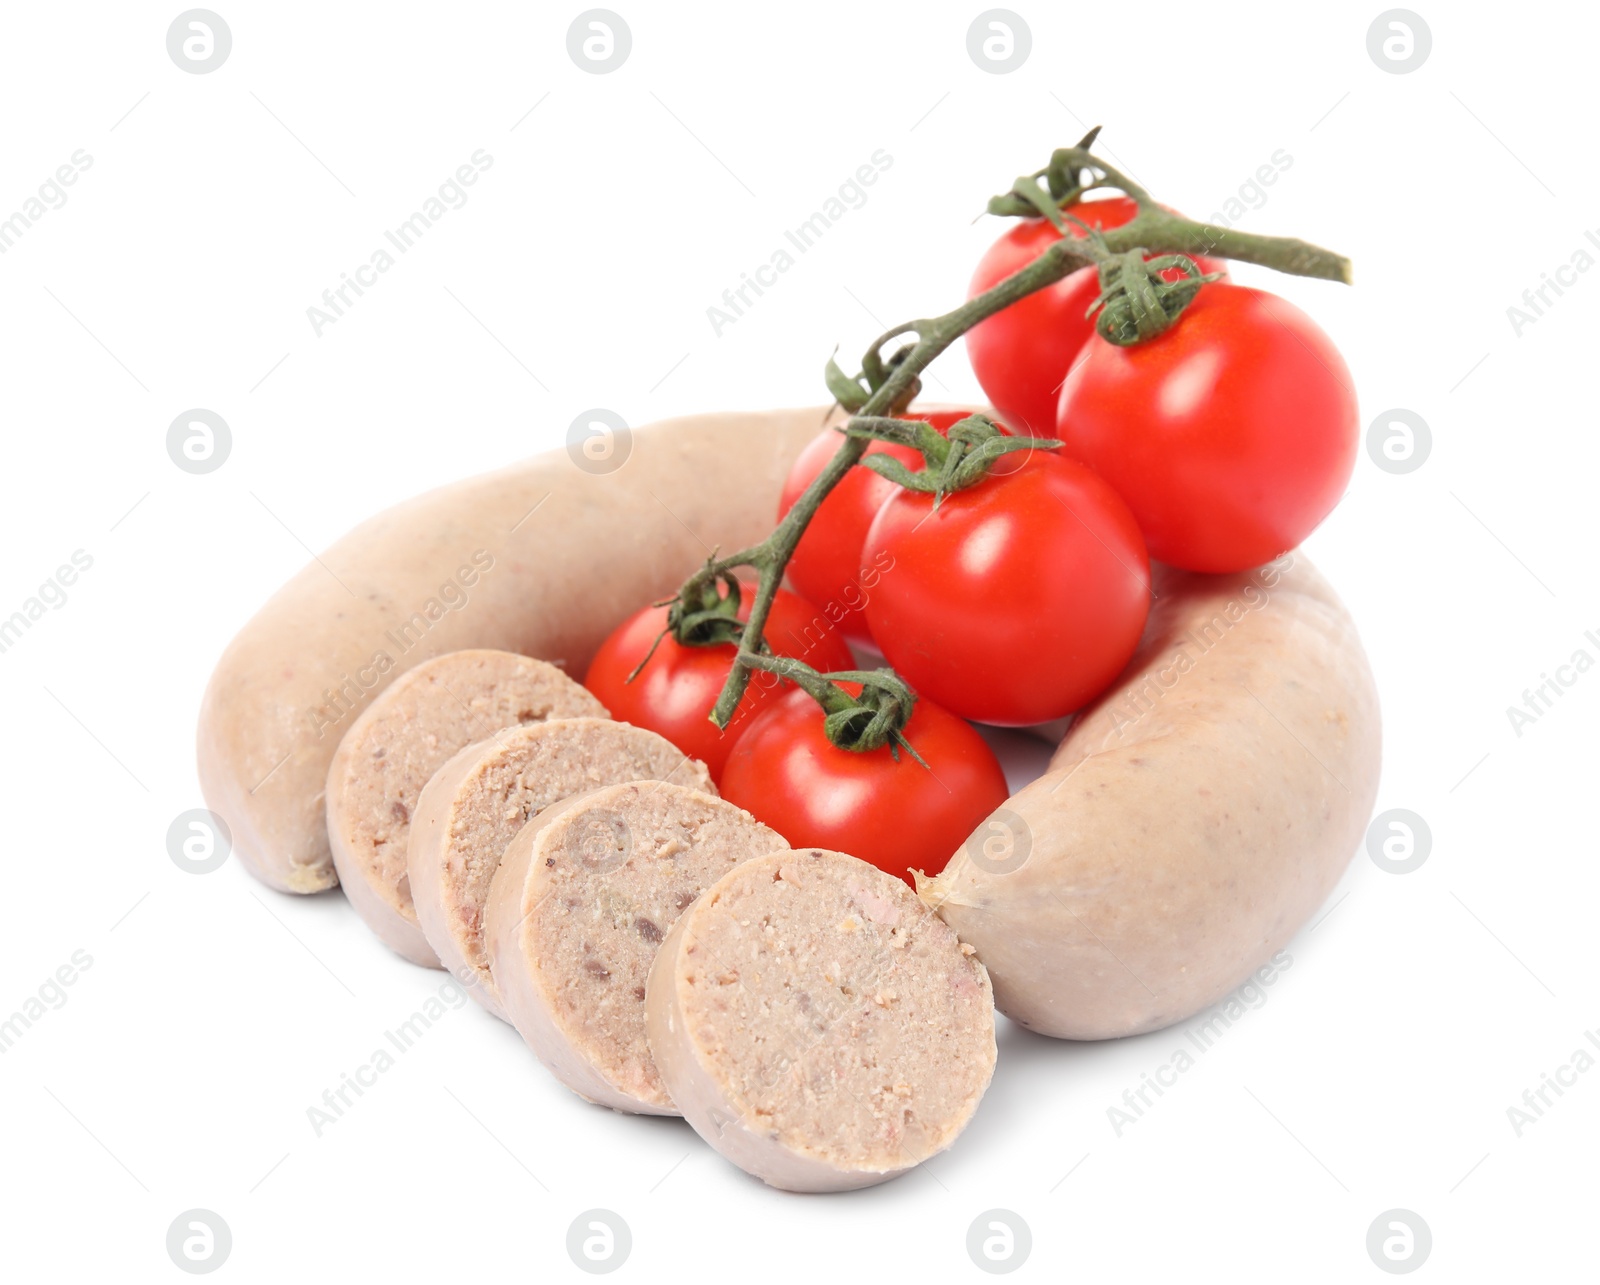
[584,584,854,781]
[966,196,1229,438]
[1055,283,1358,573]
[861,452,1150,726]
[719,684,1010,885]
[777,407,999,645]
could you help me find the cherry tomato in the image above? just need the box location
[966,196,1229,437]
[777,408,1000,645]
[1055,283,1358,573]
[584,582,854,781]
[719,683,1010,885]
[861,452,1150,725]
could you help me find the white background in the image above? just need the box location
[1,1,1594,1280]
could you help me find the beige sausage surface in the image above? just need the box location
[196,408,832,893]
[919,553,1381,1040]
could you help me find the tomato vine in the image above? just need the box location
[658,129,1352,747]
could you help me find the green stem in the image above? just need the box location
[739,653,860,713]
[1135,208,1351,282]
[739,655,926,762]
[992,144,1351,283]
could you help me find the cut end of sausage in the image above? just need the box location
[487,781,786,1114]
[409,719,716,1020]
[647,849,996,1191]
[325,649,607,966]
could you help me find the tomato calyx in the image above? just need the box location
[668,566,746,645]
[986,126,1106,228]
[741,654,928,766]
[847,413,1057,505]
[1087,243,1224,346]
[625,563,747,681]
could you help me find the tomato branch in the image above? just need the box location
[990,140,1352,284]
[673,133,1352,732]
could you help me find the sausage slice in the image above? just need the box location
[645,849,996,1191]
[486,781,786,1115]
[325,650,607,965]
[409,719,713,1019]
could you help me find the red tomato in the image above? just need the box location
[719,683,1010,885]
[777,407,999,645]
[584,582,854,781]
[1055,283,1358,573]
[966,196,1228,437]
[861,452,1150,725]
